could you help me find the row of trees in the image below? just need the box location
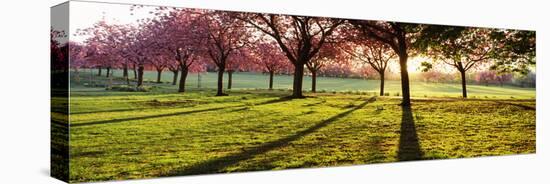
[69,7,535,106]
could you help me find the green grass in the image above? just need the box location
[67,79,536,182]
[73,69,536,99]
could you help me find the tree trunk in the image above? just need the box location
[106,67,111,78]
[132,66,137,79]
[123,65,129,84]
[311,70,317,93]
[460,70,467,98]
[398,52,411,106]
[268,70,274,90]
[137,65,144,87]
[292,63,305,98]
[74,68,80,84]
[107,70,113,89]
[97,67,102,76]
[123,65,128,78]
[178,68,188,92]
[172,70,179,85]
[197,72,202,88]
[156,69,162,83]
[379,72,385,96]
[227,70,233,89]
[216,67,226,96]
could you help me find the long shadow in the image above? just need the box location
[70,97,294,128]
[495,101,536,111]
[254,96,294,106]
[52,119,69,128]
[70,106,240,128]
[365,135,386,163]
[228,97,295,113]
[70,108,144,115]
[397,106,422,161]
[161,97,376,176]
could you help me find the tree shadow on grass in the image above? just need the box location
[254,96,295,106]
[397,105,422,161]
[494,101,536,111]
[160,97,376,176]
[70,97,295,128]
[70,106,236,128]
[70,108,145,115]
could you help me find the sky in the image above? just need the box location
[70,1,157,43]
[65,1,485,74]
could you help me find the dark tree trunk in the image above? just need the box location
[379,72,385,96]
[132,66,137,79]
[172,70,179,85]
[311,70,317,93]
[460,69,467,98]
[227,70,233,89]
[137,65,144,87]
[123,66,130,85]
[156,69,162,83]
[178,68,188,92]
[292,63,305,98]
[216,67,226,96]
[106,67,111,78]
[268,70,274,90]
[398,52,411,106]
[97,67,102,76]
[123,66,128,78]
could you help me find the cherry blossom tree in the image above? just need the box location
[68,42,88,84]
[166,61,179,85]
[475,70,513,86]
[123,20,163,87]
[320,61,355,78]
[341,38,395,96]
[154,8,207,92]
[251,43,289,90]
[306,42,347,93]
[202,11,249,96]
[350,21,419,106]
[78,20,131,78]
[239,14,344,98]
[224,48,258,89]
[150,54,170,83]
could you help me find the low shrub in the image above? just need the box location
[83,83,107,88]
[107,85,155,92]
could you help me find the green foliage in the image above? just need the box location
[489,30,536,75]
[420,61,433,72]
[414,25,535,75]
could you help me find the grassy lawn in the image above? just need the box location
[74,70,536,99]
[67,76,536,182]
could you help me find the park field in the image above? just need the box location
[64,72,536,182]
[74,70,536,99]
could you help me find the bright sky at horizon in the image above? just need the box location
[70,1,156,43]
